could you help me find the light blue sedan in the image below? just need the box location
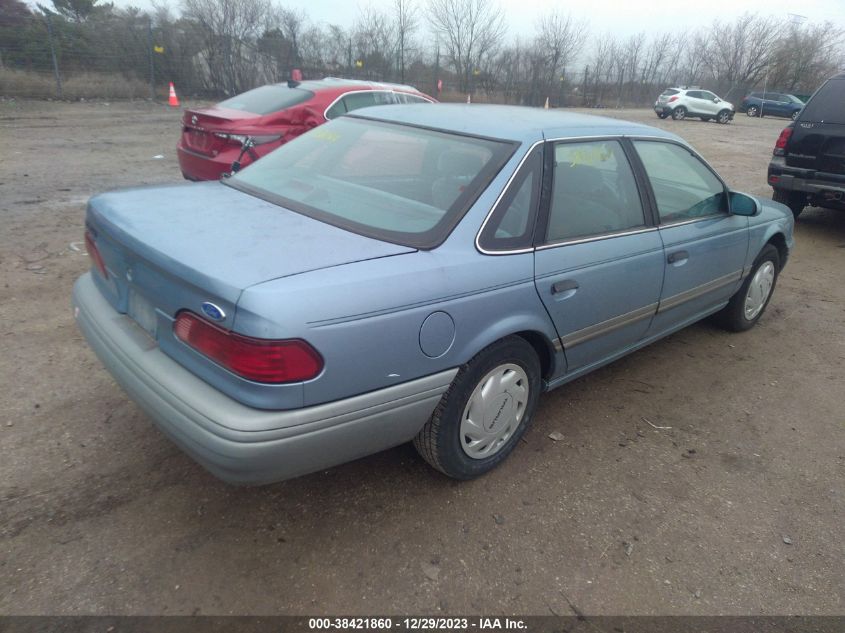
[73,105,794,484]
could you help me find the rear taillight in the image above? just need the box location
[84,230,108,279]
[173,311,323,383]
[668,96,678,102]
[773,127,793,156]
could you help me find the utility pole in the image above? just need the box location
[147,17,155,101]
[433,37,440,98]
[45,13,62,99]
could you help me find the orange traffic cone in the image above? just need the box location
[168,82,180,107]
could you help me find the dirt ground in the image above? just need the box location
[0,100,843,616]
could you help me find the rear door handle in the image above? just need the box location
[667,250,689,264]
[551,279,579,295]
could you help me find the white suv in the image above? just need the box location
[654,87,735,124]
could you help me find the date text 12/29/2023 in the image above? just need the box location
[308,618,528,630]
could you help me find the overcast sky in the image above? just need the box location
[109,0,845,38]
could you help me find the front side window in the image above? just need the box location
[227,117,515,248]
[633,140,726,223]
[546,140,645,242]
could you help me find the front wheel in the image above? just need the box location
[413,336,541,479]
[717,109,732,124]
[714,245,780,332]
[671,106,687,120]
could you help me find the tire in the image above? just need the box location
[717,109,732,124]
[772,188,805,219]
[671,106,687,120]
[413,336,541,480]
[657,112,669,119]
[714,244,780,332]
[746,105,759,117]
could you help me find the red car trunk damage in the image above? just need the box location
[177,104,323,181]
[176,79,435,181]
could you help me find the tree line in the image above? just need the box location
[0,0,842,104]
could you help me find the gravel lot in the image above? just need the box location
[0,100,843,616]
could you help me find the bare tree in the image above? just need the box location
[427,0,505,93]
[353,5,396,80]
[535,10,587,87]
[182,0,274,94]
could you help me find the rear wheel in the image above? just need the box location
[773,189,805,219]
[671,106,687,120]
[657,112,669,119]
[714,245,780,332]
[746,105,760,117]
[717,109,732,124]
[413,336,541,480]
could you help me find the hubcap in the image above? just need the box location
[744,261,775,321]
[747,107,757,117]
[460,363,529,459]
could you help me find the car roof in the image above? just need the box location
[293,77,424,94]
[352,104,682,144]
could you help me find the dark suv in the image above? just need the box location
[768,73,845,219]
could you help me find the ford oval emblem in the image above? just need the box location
[201,302,225,321]
[191,114,198,126]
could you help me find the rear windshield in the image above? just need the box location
[217,85,313,115]
[800,79,845,123]
[226,117,516,249]
[661,89,680,96]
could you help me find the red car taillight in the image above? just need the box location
[668,96,678,102]
[773,127,793,156]
[173,311,323,383]
[84,230,108,279]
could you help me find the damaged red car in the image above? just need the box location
[177,78,436,181]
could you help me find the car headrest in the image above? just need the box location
[437,150,483,177]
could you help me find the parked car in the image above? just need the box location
[74,105,793,485]
[739,92,804,120]
[177,78,435,181]
[654,87,735,123]
[768,73,845,219]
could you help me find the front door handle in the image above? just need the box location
[551,279,579,295]
[667,250,689,264]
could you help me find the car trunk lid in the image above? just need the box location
[181,107,259,156]
[85,181,415,334]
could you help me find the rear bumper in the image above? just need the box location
[73,273,457,485]
[176,142,241,181]
[768,160,845,199]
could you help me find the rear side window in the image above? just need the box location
[546,140,645,242]
[342,91,396,113]
[800,79,845,123]
[633,141,726,222]
[217,85,313,115]
[479,145,542,251]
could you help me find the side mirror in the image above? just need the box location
[729,191,759,216]
[713,98,720,103]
